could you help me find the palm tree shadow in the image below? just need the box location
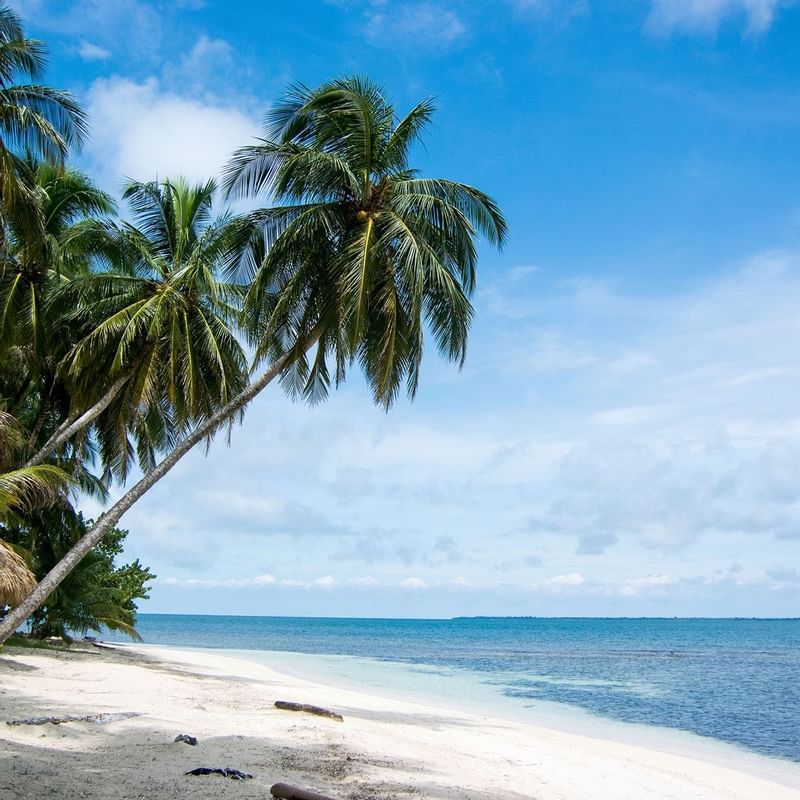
[0,718,536,800]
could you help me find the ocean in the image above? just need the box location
[127,614,800,764]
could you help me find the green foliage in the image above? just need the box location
[54,177,249,478]
[0,0,506,642]
[2,506,155,641]
[0,161,115,373]
[0,4,87,248]
[0,411,70,518]
[225,76,507,409]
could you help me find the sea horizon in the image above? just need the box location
[135,611,800,620]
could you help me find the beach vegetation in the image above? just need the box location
[0,12,506,644]
[2,509,154,641]
[0,3,87,254]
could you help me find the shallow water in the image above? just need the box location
[127,614,800,763]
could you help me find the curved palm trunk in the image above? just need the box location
[24,366,136,468]
[0,356,288,645]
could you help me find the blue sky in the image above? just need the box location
[17,0,800,616]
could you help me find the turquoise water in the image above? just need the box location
[129,614,800,763]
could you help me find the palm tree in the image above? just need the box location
[0,411,68,515]
[0,162,114,371]
[0,5,87,235]
[27,177,249,477]
[0,162,116,481]
[0,539,34,608]
[0,410,68,612]
[0,464,67,514]
[0,77,507,644]
[227,76,506,407]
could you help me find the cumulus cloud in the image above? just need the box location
[647,0,790,35]
[84,76,259,188]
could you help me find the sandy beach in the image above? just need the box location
[1,642,799,800]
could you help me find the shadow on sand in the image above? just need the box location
[0,646,534,800]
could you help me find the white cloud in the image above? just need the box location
[108,245,800,617]
[613,574,676,597]
[325,424,498,479]
[647,0,790,34]
[399,577,428,589]
[85,76,259,188]
[349,576,380,588]
[364,3,466,48]
[78,41,111,61]
[164,573,277,588]
[545,572,585,587]
[17,0,164,60]
[161,35,242,99]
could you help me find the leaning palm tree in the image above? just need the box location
[228,77,506,407]
[0,5,87,235]
[0,77,507,644]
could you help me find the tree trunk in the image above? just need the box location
[0,356,289,645]
[24,366,135,468]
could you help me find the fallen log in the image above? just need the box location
[274,701,343,722]
[6,712,139,726]
[270,782,336,800]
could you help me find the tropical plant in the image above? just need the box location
[0,162,114,363]
[0,539,34,607]
[28,177,248,477]
[0,410,67,614]
[0,77,507,645]
[0,4,87,238]
[0,410,69,516]
[2,507,154,641]
[227,76,506,407]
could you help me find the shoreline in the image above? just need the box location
[2,641,799,799]
[152,642,800,782]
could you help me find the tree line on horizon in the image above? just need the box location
[0,4,506,644]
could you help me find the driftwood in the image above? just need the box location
[174,734,198,745]
[270,782,336,800]
[6,712,139,726]
[274,701,343,722]
[186,767,253,781]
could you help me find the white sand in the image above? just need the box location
[1,642,798,800]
